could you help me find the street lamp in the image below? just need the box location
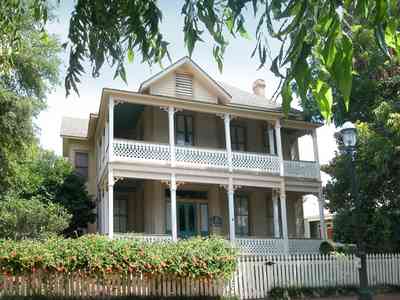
[338,121,371,300]
[340,121,357,150]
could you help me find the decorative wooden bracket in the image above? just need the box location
[219,184,242,191]
[114,99,125,106]
[114,176,125,184]
[161,180,186,189]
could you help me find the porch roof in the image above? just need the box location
[60,116,89,139]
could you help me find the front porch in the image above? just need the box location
[98,179,324,254]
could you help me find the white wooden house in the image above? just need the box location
[60,57,326,254]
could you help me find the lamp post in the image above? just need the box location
[339,121,372,300]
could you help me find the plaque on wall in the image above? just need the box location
[211,216,223,227]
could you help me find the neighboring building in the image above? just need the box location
[304,214,334,240]
[303,180,333,240]
[60,57,326,254]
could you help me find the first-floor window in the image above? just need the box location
[200,203,209,236]
[235,195,249,236]
[165,201,171,233]
[114,193,128,233]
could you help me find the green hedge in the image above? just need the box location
[0,235,237,279]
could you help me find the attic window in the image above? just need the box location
[175,73,193,98]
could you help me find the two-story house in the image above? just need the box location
[60,57,326,254]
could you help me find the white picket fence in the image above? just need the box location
[231,254,400,299]
[1,253,399,299]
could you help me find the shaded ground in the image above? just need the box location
[306,294,400,300]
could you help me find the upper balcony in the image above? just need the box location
[112,139,319,179]
[97,101,321,181]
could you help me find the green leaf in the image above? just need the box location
[293,44,311,101]
[339,34,353,111]
[313,80,333,121]
[127,49,135,63]
[375,24,391,58]
[281,79,293,115]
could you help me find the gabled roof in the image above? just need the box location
[60,117,89,139]
[139,56,231,103]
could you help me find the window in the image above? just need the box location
[200,203,209,236]
[176,114,194,146]
[75,152,88,179]
[114,193,128,233]
[231,124,246,151]
[165,201,171,233]
[175,73,193,97]
[263,125,276,154]
[235,195,249,236]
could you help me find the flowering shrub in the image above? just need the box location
[0,235,237,279]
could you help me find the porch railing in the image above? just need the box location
[235,237,285,255]
[113,139,170,164]
[113,139,319,179]
[114,233,172,243]
[283,160,320,179]
[114,234,322,255]
[176,145,228,169]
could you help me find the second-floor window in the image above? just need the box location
[75,152,88,180]
[231,124,246,151]
[263,125,276,154]
[176,114,194,146]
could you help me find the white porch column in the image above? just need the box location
[100,189,105,234]
[107,173,114,239]
[274,119,284,176]
[318,189,327,240]
[224,113,233,172]
[227,177,235,241]
[311,128,321,180]
[170,174,178,241]
[272,189,280,238]
[311,129,320,163]
[168,106,176,167]
[268,124,276,154]
[108,97,114,162]
[280,185,289,254]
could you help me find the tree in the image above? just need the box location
[9,145,96,236]
[322,28,400,252]
[0,1,60,193]
[3,1,400,118]
[0,195,71,240]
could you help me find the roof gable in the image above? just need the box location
[139,57,231,104]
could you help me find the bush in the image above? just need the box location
[269,286,360,300]
[319,241,335,254]
[0,235,237,279]
[0,195,71,240]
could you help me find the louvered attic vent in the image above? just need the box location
[175,73,193,98]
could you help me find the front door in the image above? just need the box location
[178,202,196,238]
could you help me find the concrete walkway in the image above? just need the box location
[306,294,400,300]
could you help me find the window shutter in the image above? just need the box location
[175,73,193,98]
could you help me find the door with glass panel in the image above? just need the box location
[178,202,196,238]
[235,195,249,236]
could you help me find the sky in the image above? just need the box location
[37,1,337,181]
